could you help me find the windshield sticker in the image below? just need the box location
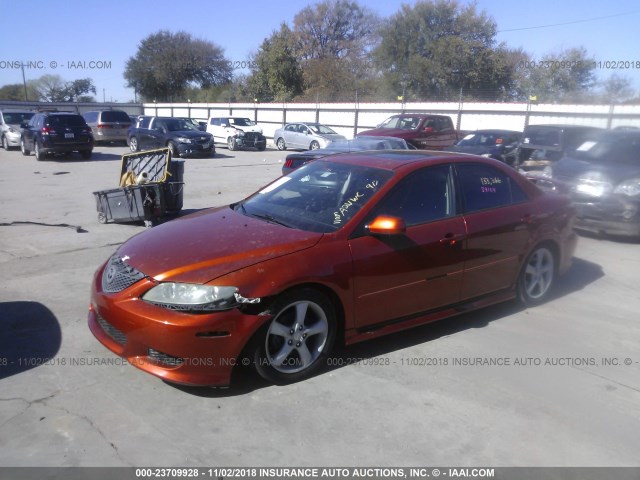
[463,134,475,140]
[576,141,597,151]
[480,176,502,186]
[259,176,291,194]
[331,181,380,225]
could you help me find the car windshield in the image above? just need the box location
[331,137,409,150]
[164,118,199,131]
[308,124,337,135]
[235,161,393,233]
[4,112,34,124]
[101,111,131,122]
[378,116,422,131]
[523,127,561,147]
[456,132,501,147]
[47,115,86,127]
[230,118,255,126]
[570,134,640,164]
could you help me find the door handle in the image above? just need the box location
[440,232,465,246]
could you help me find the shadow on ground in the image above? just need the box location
[168,255,604,397]
[0,301,62,380]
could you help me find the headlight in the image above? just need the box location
[576,171,613,197]
[142,283,259,312]
[614,178,640,197]
[176,137,192,144]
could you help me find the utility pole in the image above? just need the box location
[21,63,28,101]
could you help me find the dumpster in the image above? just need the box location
[93,148,184,226]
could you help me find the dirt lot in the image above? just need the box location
[0,143,639,467]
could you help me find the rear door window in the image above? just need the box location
[456,163,527,212]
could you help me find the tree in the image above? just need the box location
[374,0,514,101]
[522,48,597,103]
[291,0,380,101]
[247,24,305,102]
[124,30,232,102]
[597,74,636,104]
[63,78,97,102]
[0,83,39,101]
[32,74,67,102]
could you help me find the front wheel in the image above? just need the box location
[517,245,556,306]
[2,136,9,150]
[253,289,336,384]
[227,137,237,151]
[276,138,286,150]
[129,137,139,152]
[310,141,320,150]
[167,141,179,158]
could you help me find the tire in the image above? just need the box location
[276,138,286,151]
[21,137,30,156]
[129,136,139,152]
[258,144,266,151]
[253,288,336,384]
[81,150,92,160]
[227,137,237,151]
[34,140,45,161]
[310,141,320,150]
[97,213,107,224]
[2,135,9,150]
[517,244,556,306]
[167,141,179,158]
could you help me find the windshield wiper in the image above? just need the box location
[248,212,292,228]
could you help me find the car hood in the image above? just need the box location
[552,156,640,185]
[117,206,323,284]
[319,134,347,141]
[233,126,263,134]
[171,130,212,138]
[358,128,416,138]
[448,145,497,155]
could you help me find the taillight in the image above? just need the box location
[41,127,54,135]
[97,123,112,129]
[284,158,293,168]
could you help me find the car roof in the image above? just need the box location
[467,129,521,134]
[525,124,602,130]
[0,109,34,113]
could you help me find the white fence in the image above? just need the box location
[143,101,640,140]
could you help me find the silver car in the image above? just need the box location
[274,122,346,151]
[0,110,35,150]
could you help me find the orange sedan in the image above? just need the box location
[89,151,577,386]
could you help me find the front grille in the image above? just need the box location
[244,132,260,141]
[101,254,145,293]
[148,348,184,366]
[96,314,127,346]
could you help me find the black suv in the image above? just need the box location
[21,112,94,160]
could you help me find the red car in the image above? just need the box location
[89,152,577,386]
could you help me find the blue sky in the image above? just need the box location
[1,0,639,102]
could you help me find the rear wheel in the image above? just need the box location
[276,138,286,150]
[21,138,30,156]
[517,245,556,306]
[253,288,336,384]
[34,140,45,161]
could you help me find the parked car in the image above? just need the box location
[549,129,640,237]
[515,124,603,172]
[446,129,521,165]
[0,109,35,150]
[21,111,93,160]
[273,122,346,151]
[89,151,577,387]
[282,136,415,175]
[82,109,132,144]
[128,116,214,158]
[206,117,266,151]
[358,114,459,149]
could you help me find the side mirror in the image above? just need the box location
[366,215,406,236]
